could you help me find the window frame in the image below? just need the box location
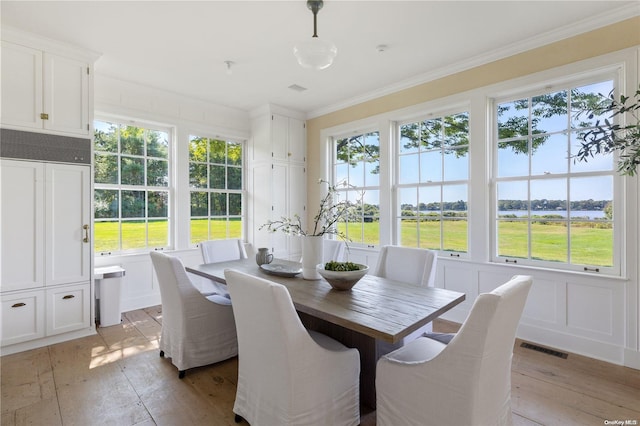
[489,70,624,276]
[330,126,381,249]
[93,117,173,255]
[188,133,246,246]
[394,107,471,257]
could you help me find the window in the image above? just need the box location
[397,112,469,253]
[189,135,244,244]
[332,131,380,246]
[493,78,616,272]
[94,120,170,254]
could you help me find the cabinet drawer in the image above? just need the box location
[1,290,45,346]
[46,283,90,336]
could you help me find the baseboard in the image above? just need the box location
[624,348,640,370]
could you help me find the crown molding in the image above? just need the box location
[307,3,640,119]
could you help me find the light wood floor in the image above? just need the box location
[2,306,639,425]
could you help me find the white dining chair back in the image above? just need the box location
[323,239,346,263]
[374,245,437,287]
[376,275,533,426]
[225,269,361,426]
[374,245,438,351]
[150,251,238,378]
[200,238,248,263]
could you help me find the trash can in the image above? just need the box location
[95,266,126,327]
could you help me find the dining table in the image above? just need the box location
[186,258,465,408]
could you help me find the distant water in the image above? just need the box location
[498,210,606,219]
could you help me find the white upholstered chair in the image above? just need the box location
[150,251,238,378]
[191,239,248,295]
[373,245,438,350]
[376,275,533,426]
[225,269,361,426]
[323,239,346,262]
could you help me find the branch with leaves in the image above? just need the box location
[575,86,640,176]
[260,179,364,239]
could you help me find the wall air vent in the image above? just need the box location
[288,84,308,92]
[520,342,568,359]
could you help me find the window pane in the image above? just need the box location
[190,218,208,245]
[210,218,227,239]
[147,130,169,159]
[210,139,226,164]
[121,191,145,218]
[148,219,168,248]
[497,99,529,140]
[570,131,614,172]
[443,147,468,181]
[399,122,420,154]
[335,162,349,183]
[120,125,144,156]
[420,214,441,251]
[497,180,528,216]
[399,155,419,184]
[148,191,168,218]
[189,163,207,188]
[497,219,528,258]
[532,90,567,135]
[228,142,242,165]
[531,178,567,212]
[120,157,144,185]
[570,221,613,266]
[190,192,208,216]
[531,219,567,262]
[94,153,118,184]
[189,137,208,162]
[531,134,568,176]
[570,81,614,129]
[228,167,242,190]
[122,221,146,250]
[209,165,225,189]
[498,140,529,177]
[443,219,467,252]
[444,112,469,148]
[211,193,227,216]
[422,118,443,149]
[95,189,118,218]
[94,121,118,152]
[147,159,168,187]
[420,150,442,182]
[229,218,242,239]
[94,220,119,253]
[229,193,242,216]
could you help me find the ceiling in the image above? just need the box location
[1,1,637,117]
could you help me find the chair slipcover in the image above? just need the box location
[323,239,346,262]
[373,245,438,350]
[376,275,533,426]
[150,251,238,376]
[191,239,248,295]
[225,269,360,426]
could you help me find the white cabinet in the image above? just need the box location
[1,40,91,136]
[1,159,92,350]
[250,109,307,260]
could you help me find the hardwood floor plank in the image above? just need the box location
[2,308,639,426]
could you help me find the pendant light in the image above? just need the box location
[293,0,337,70]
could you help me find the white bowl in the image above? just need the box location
[316,263,369,291]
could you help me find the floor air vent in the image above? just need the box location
[520,342,568,359]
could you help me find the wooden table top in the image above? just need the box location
[187,258,465,344]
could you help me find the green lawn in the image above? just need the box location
[95,219,613,266]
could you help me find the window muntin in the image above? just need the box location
[94,120,170,254]
[189,136,244,245]
[494,79,616,271]
[333,131,380,246]
[397,112,469,253]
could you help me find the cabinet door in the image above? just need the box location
[271,163,289,258]
[1,290,45,346]
[288,118,306,163]
[43,53,90,135]
[271,114,289,161]
[288,164,306,257]
[46,283,90,335]
[1,160,44,292]
[45,164,91,286]
[0,41,43,130]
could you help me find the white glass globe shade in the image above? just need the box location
[293,37,337,70]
